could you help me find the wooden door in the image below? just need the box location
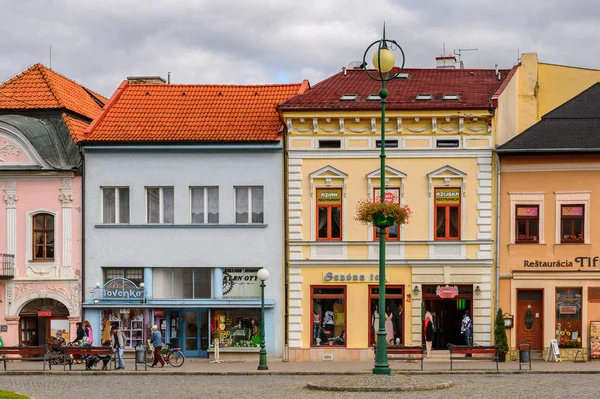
[516,290,543,350]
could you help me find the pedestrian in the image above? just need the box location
[73,322,86,364]
[149,325,165,368]
[111,325,126,370]
[461,310,473,357]
[84,320,93,345]
[424,311,434,358]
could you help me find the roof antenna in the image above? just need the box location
[168,72,171,84]
[49,46,52,69]
[453,48,478,68]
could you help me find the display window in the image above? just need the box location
[316,188,342,240]
[101,308,151,348]
[434,188,460,240]
[368,286,404,346]
[515,205,539,243]
[311,286,346,347]
[556,288,582,348]
[210,309,262,348]
[373,189,400,240]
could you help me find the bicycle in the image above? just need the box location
[145,342,185,367]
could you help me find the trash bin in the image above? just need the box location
[518,343,531,370]
[135,345,147,371]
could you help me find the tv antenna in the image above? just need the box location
[453,48,478,68]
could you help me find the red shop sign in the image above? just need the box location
[38,311,52,317]
[436,285,459,299]
[154,309,166,317]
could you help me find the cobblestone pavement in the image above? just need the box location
[1,373,600,399]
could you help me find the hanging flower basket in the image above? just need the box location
[355,198,412,227]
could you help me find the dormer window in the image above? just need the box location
[339,94,358,101]
[415,94,432,101]
[443,94,460,100]
[367,95,381,101]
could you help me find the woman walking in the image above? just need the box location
[424,311,434,358]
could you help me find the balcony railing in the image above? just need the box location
[0,254,15,279]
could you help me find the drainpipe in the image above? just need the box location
[280,116,290,362]
[495,153,501,314]
[80,146,86,322]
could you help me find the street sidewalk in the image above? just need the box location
[5,357,600,374]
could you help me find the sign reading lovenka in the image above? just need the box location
[524,257,600,268]
[94,278,145,300]
[222,268,261,299]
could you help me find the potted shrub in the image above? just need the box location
[494,308,510,362]
[355,197,412,228]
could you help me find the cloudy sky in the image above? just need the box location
[0,0,598,97]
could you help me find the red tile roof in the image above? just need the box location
[278,68,509,111]
[82,80,309,143]
[62,113,90,141]
[0,63,107,120]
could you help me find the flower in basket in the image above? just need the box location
[355,197,412,227]
[517,234,537,241]
[562,234,583,243]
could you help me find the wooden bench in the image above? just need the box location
[0,346,46,371]
[374,345,425,370]
[448,344,498,370]
[62,346,113,371]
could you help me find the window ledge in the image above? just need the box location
[95,224,268,229]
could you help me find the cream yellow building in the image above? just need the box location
[278,65,509,361]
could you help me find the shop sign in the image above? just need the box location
[154,309,166,317]
[524,256,600,269]
[436,285,459,299]
[92,278,145,301]
[37,311,52,317]
[435,188,460,204]
[222,268,261,299]
[322,272,388,283]
[374,189,399,204]
[316,188,342,205]
[560,305,577,315]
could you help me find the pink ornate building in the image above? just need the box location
[0,64,106,345]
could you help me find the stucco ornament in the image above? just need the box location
[0,141,21,161]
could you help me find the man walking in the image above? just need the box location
[150,325,165,368]
[461,311,473,357]
[111,325,126,370]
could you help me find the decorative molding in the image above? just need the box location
[286,118,292,133]
[371,118,376,134]
[312,118,318,134]
[432,117,437,133]
[405,125,431,133]
[293,126,312,133]
[459,118,464,133]
[0,141,21,162]
[397,118,402,134]
[467,124,487,132]
[319,126,338,133]
[438,125,457,133]
[346,126,370,133]
[339,118,344,134]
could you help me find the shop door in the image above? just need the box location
[517,290,543,350]
[176,309,208,358]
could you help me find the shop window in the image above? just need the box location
[556,288,582,348]
[515,205,539,243]
[373,188,400,240]
[368,286,404,346]
[147,187,174,223]
[560,205,584,243]
[101,309,148,348]
[191,187,219,223]
[32,213,54,260]
[235,186,264,223]
[102,187,130,223]
[210,309,262,348]
[311,286,346,347]
[434,188,460,240]
[316,188,342,240]
[103,268,144,286]
[153,268,212,299]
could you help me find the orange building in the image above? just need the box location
[497,83,600,360]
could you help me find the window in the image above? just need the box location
[436,139,460,148]
[367,94,381,101]
[434,188,460,240]
[235,186,264,223]
[210,309,262,349]
[515,205,539,243]
[561,205,584,243]
[147,187,174,223]
[316,188,342,240]
[442,94,460,100]
[191,187,219,223]
[375,140,398,148]
[152,268,212,299]
[102,187,130,223]
[415,94,432,101]
[311,286,346,347]
[103,267,144,286]
[556,288,582,348]
[369,286,403,346]
[339,94,358,101]
[373,188,400,240]
[318,140,341,149]
[32,213,54,260]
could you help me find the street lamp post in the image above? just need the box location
[362,25,405,375]
[257,268,270,370]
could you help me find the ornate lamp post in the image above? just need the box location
[362,25,405,375]
[257,268,270,370]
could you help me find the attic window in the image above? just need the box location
[376,140,398,148]
[367,95,381,101]
[318,140,342,149]
[339,94,359,101]
[398,73,410,79]
[415,94,432,101]
[436,139,460,148]
[443,94,460,100]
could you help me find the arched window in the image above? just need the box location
[33,213,54,260]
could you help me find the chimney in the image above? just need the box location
[435,56,457,69]
[127,76,167,84]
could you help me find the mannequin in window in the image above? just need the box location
[313,311,322,345]
[385,306,394,343]
[371,304,379,344]
[323,309,335,340]
[395,304,403,345]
